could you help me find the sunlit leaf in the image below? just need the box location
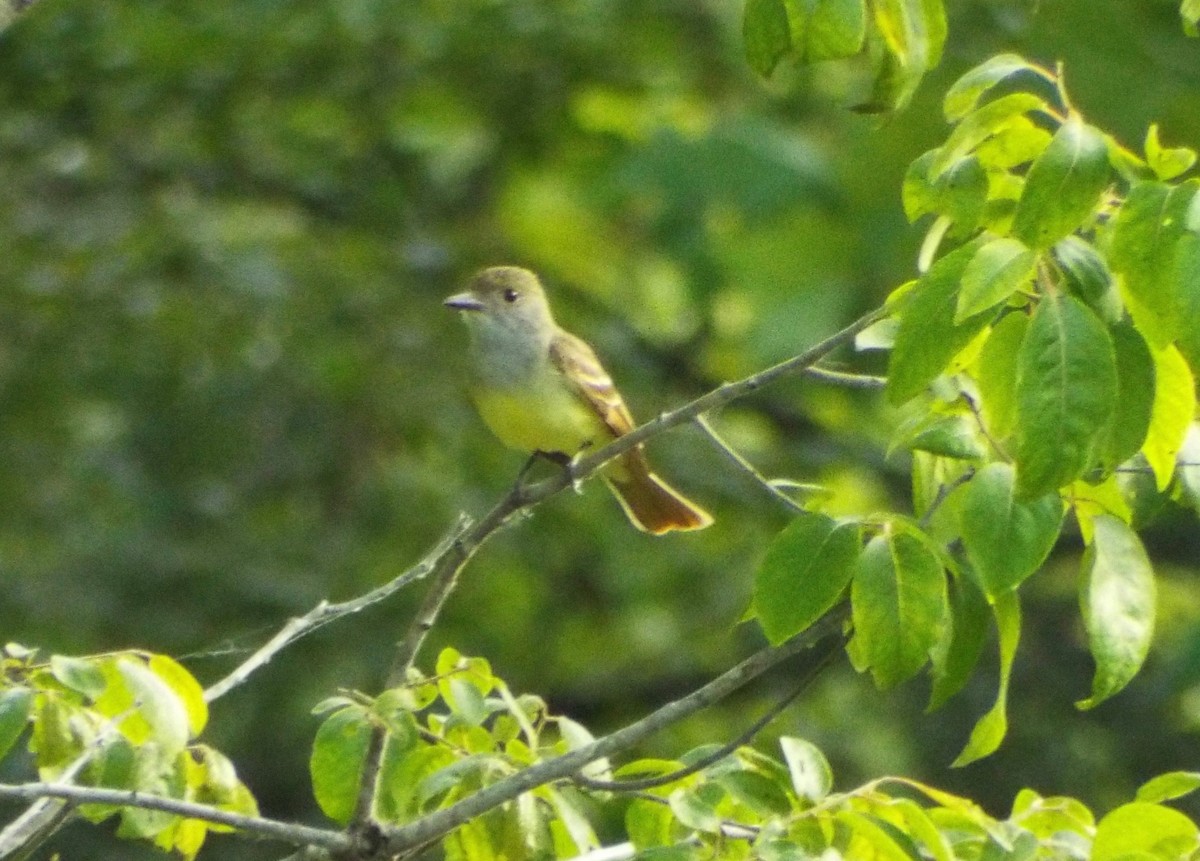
[1078,515,1155,709]
[955,237,1036,322]
[1014,292,1117,497]
[931,93,1048,179]
[1092,802,1200,860]
[1142,344,1197,491]
[1136,771,1200,804]
[1012,117,1111,249]
[780,736,833,802]
[943,54,1051,120]
[754,512,860,644]
[148,654,208,738]
[1145,124,1197,181]
[668,783,726,833]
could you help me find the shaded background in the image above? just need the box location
[1,0,1199,856]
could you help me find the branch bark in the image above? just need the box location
[377,609,848,857]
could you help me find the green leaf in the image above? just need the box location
[1176,224,1200,371]
[626,797,675,849]
[888,241,996,405]
[50,656,107,699]
[1014,293,1117,497]
[956,237,1037,322]
[973,311,1028,441]
[1053,235,1121,322]
[836,811,920,861]
[1101,322,1156,469]
[943,54,1049,121]
[379,742,457,823]
[858,0,947,113]
[0,687,33,762]
[1078,515,1156,709]
[929,569,989,710]
[1110,180,1199,347]
[959,463,1063,597]
[1142,345,1197,491]
[890,798,956,861]
[668,783,726,833]
[30,694,77,773]
[931,93,1048,180]
[974,116,1054,171]
[1012,117,1111,250]
[1136,771,1200,804]
[754,512,860,644]
[779,736,833,802]
[310,706,371,825]
[716,768,792,816]
[848,526,948,688]
[744,0,792,77]
[1011,790,1095,837]
[1092,802,1199,860]
[799,0,866,61]
[1145,124,1197,181]
[903,151,988,232]
[893,412,986,461]
[953,590,1019,766]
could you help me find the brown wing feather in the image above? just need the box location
[548,329,635,438]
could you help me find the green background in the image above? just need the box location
[1,0,1198,856]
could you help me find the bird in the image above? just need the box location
[445,265,712,534]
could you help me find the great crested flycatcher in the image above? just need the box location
[445,266,712,534]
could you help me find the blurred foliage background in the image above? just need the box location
[1,0,1199,857]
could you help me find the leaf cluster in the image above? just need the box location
[0,643,256,859]
[752,55,1200,765]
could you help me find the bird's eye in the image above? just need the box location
[503,288,520,303]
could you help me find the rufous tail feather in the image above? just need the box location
[605,452,712,534]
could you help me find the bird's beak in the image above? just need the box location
[444,292,485,312]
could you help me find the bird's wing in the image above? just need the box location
[549,328,636,438]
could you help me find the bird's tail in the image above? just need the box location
[605,450,713,535]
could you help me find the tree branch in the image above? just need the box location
[573,633,841,793]
[0,784,352,854]
[377,609,848,857]
[203,515,470,703]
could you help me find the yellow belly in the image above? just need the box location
[471,383,610,456]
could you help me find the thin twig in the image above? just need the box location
[0,784,351,853]
[203,516,469,703]
[377,608,848,857]
[573,632,841,793]
[803,366,887,389]
[693,415,807,514]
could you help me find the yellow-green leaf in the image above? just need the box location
[1142,344,1197,491]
